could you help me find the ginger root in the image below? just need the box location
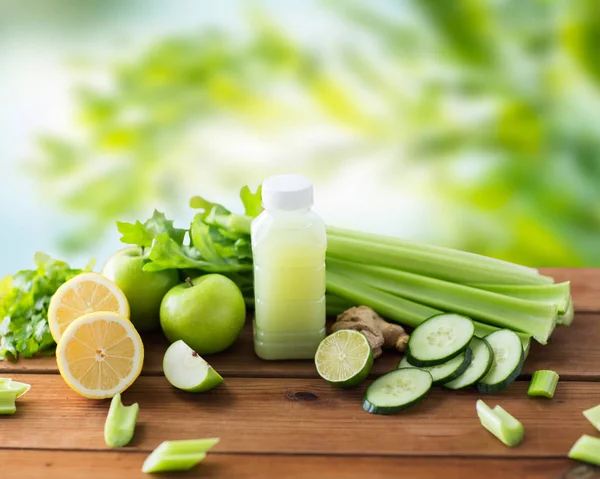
[331,306,409,359]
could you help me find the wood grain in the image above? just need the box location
[2,374,598,457]
[1,450,591,479]
[3,313,600,380]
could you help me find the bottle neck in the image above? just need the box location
[264,206,311,217]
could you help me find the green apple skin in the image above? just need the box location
[160,274,246,355]
[102,247,180,333]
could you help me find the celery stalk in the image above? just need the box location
[327,270,440,328]
[568,435,600,466]
[142,438,220,473]
[326,270,531,347]
[325,294,353,316]
[328,258,557,344]
[0,390,17,415]
[527,370,559,398]
[104,393,139,448]
[469,283,571,314]
[557,299,574,326]
[327,227,553,285]
[583,404,600,432]
[476,400,524,447]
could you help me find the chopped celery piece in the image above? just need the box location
[326,228,553,285]
[0,390,17,415]
[527,370,559,398]
[470,283,571,314]
[328,258,557,344]
[143,452,207,473]
[568,435,600,466]
[557,299,574,326]
[6,381,31,398]
[476,400,524,447]
[104,393,139,448]
[583,404,600,432]
[0,378,30,398]
[142,438,220,473]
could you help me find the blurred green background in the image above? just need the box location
[1,0,599,274]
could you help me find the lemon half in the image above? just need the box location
[48,272,130,343]
[56,312,144,399]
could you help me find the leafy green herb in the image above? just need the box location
[117,210,187,248]
[118,189,259,275]
[0,253,93,361]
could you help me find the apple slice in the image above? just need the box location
[163,340,224,392]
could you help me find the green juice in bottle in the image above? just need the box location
[252,175,327,360]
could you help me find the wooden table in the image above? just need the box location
[2,268,600,479]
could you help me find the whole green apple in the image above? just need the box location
[102,247,180,333]
[160,274,246,355]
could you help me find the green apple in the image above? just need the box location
[163,340,223,392]
[160,274,246,355]
[102,247,180,333]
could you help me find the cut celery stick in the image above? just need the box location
[568,435,600,466]
[557,299,574,326]
[326,228,553,285]
[7,381,31,398]
[143,452,206,473]
[158,438,220,455]
[469,283,571,314]
[327,270,532,344]
[583,404,600,432]
[104,393,139,448]
[0,378,30,398]
[527,370,559,398]
[476,400,524,447]
[142,438,220,473]
[328,258,557,344]
[0,390,17,415]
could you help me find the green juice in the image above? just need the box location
[252,175,327,360]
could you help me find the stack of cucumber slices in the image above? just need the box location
[362,313,525,415]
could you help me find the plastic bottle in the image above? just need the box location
[251,174,327,360]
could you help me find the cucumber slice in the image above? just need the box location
[444,337,493,390]
[398,349,472,385]
[406,313,475,367]
[476,329,524,394]
[363,368,432,415]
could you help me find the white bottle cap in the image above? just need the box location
[262,174,314,211]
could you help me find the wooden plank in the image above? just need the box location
[540,268,600,312]
[2,374,598,457]
[0,450,589,479]
[3,313,600,380]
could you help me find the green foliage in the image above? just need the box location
[30,1,600,266]
[0,253,93,361]
[118,191,255,275]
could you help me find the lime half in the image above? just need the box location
[315,330,374,387]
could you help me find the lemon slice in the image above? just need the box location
[56,312,144,399]
[48,272,130,343]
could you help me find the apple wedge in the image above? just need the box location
[163,340,224,392]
